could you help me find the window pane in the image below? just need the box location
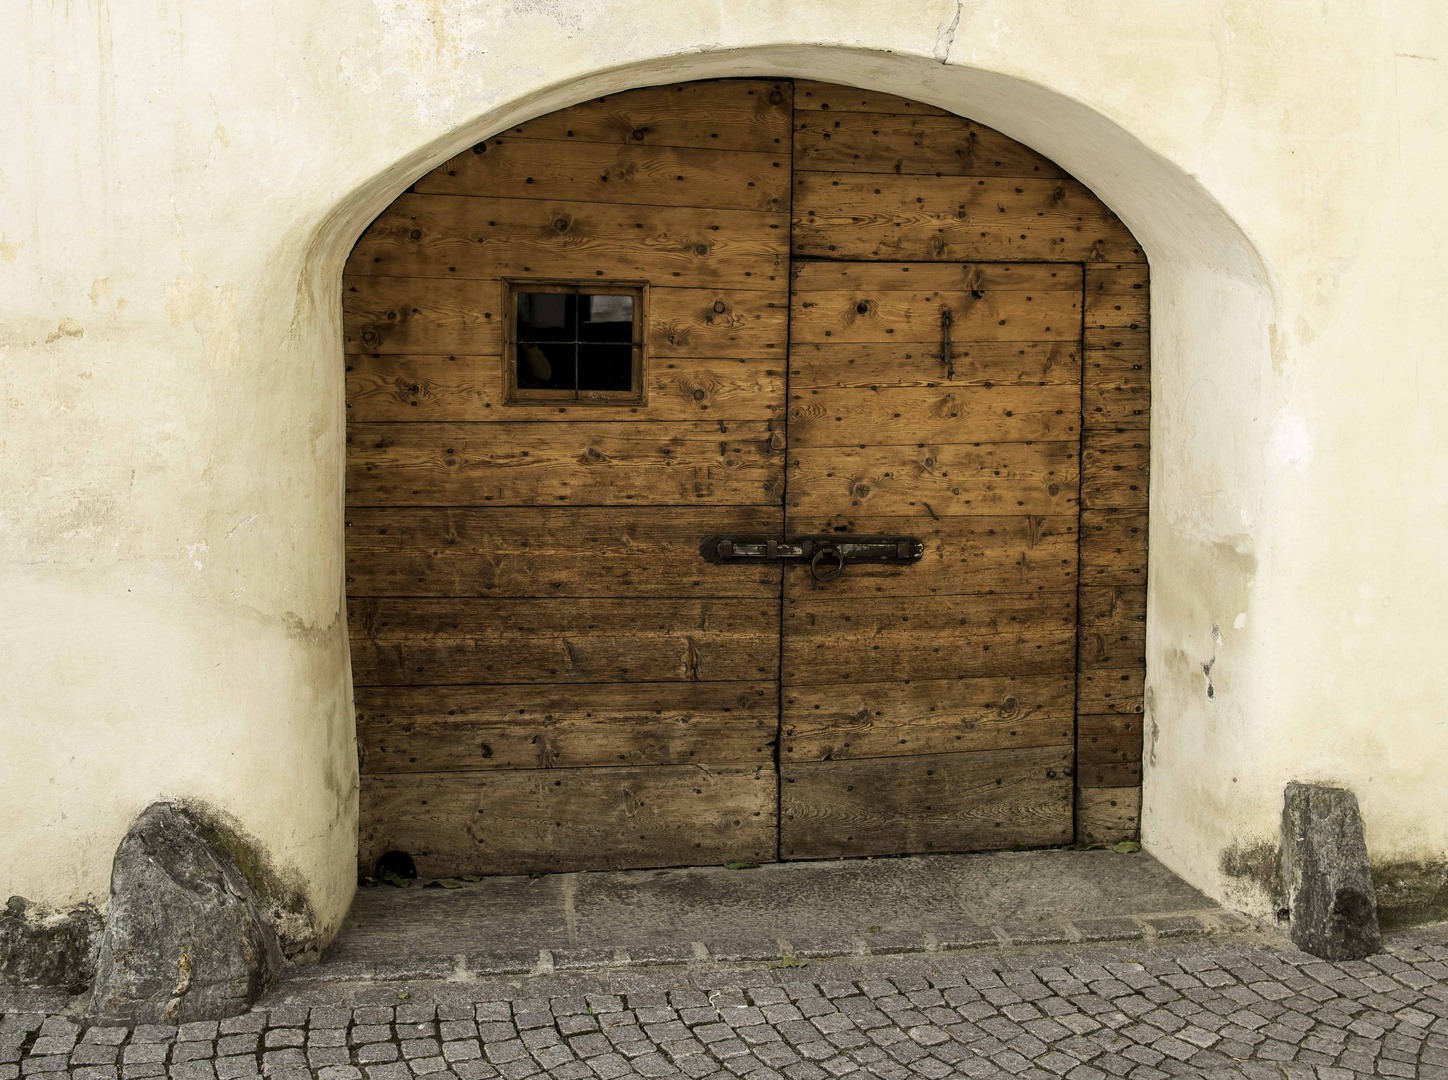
[516,341,575,391]
[579,294,635,343]
[516,292,576,342]
[576,344,635,393]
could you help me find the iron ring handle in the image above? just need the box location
[810,545,846,582]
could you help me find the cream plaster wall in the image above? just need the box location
[2,0,1444,944]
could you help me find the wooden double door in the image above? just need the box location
[347,79,1143,878]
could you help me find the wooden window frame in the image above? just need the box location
[503,279,648,406]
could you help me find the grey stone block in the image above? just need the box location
[1280,782,1382,961]
[86,803,284,1024]
[0,895,102,990]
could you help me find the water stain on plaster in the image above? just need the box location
[0,240,20,263]
[89,278,111,306]
[44,318,85,344]
[1220,836,1281,909]
[165,274,243,369]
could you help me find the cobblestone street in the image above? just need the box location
[6,924,1448,1080]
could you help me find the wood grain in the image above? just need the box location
[782,592,1078,683]
[793,174,1144,263]
[350,194,787,288]
[779,746,1074,859]
[356,681,777,773]
[346,421,783,506]
[418,138,790,213]
[345,505,782,598]
[503,81,793,152]
[1081,430,1149,510]
[1077,664,1146,715]
[1077,713,1143,765]
[778,514,1078,598]
[781,675,1075,762]
[790,341,1081,389]
[788,380,1080,446]
[360,763,779,877]
[792,81,950,116]
[788,441,1079,517]
[344,278,786,358]
[348,597,780,686]
[794,110,1067,179]
[1076,786,1141,844]
[1079,510,1148,587]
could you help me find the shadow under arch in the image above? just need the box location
[305,43,1277,912]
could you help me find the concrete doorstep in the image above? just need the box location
[306,850,1250,984]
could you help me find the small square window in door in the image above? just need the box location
[506,282,645,404]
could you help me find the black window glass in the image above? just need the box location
[516,292,576,342]
[509,287,641,401]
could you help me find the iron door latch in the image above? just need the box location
[700,534,924,581]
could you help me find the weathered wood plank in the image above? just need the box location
[1079,510,1149,587]
[779,746,1075,859]
[502,80,793,153]
[779,514,1078,598]
[346,421,783,506]
[794,110,1067,178]
[1077,761,1142,788]
[345,506,781,598]
[349,193,788,288]
[788,380,1080,446]
[1077,664,1146,715]
[348,597,780,686]
[1077,714,1143,765]
[418,138,791,213]
[360,763,779,877]
[343,279,786,358]
[1081,430,1148,509]
[347,355,785,422]
[792,80,951,116]
[1076,786,1140,844]
[781,675,1075,762]
[356,681,777,773]
[793,174,1144,263]
[790,289,1080,345]
[782,593,1078,683]
[790,341,1081,389]
[788,442,1079,517]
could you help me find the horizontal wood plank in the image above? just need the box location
[346,506,781,597]
[793,80,950,115]
[1077,713,1143,765]
[356,681,777,773]
[781,675,1075,761]
[418,138,790,213]
[788,380,1079,446]
[793,174,1144,263]
[350,193,788,288]
[791,289,1080,345]
[1081,430,1149,509]
[779,514,1078,597]
[1077,761,1142,788]
[347,356,784,423]
[503,80,793,153]
[360,763,778,877]
[349,597,780,685]
[780,746,1074,858]
[788,442,1079,517]
[1077,664,1146,714]
[1079,510,1149,587]
[794,111,1067,178]
[346,421,783,506]
[1076,786,1141,844]
[782,593,1078,683]
[790,341,1081,389]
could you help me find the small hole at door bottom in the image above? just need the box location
[374,850,417,880]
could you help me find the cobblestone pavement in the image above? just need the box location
[4,925,1447,1080]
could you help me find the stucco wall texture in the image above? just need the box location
[2,0,1444,949]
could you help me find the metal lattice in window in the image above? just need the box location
[504,281,646,405]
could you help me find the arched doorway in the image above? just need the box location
[342,79,1148,878]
